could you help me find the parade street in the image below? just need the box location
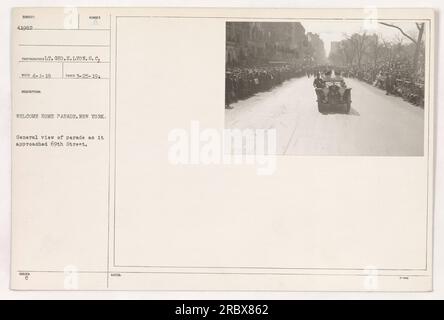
[225,77,425,156]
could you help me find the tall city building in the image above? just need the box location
[226,22,319,66]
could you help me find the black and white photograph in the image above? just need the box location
[225,21,427,156]
[3,4,440,298]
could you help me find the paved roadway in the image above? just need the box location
[225,76,425,156]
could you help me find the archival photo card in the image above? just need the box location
[10,7,435,291]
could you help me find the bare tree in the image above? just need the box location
[379,22,425,73]
[381,38,394,66]
[340,40,354,66]
[347,32,368,67]
[371,34,381,69]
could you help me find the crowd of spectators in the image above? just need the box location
[336,60,425,107]
[225,58,425,109]
[225,65,307,108]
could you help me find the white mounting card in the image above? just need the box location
[10,7,435,291]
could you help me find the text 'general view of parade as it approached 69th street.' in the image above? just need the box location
[225,21,427,156]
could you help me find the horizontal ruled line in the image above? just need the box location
[19,44,110,47]
[19,77,109,80]
[18,61,110,64]
[30,28,110,31]
[16,270,430,277]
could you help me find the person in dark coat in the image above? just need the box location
[385,73,394,95]
[225,73,234,109]
[313,73,325,89]
[313,73,327,103]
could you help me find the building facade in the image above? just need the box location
[226,22,320,67]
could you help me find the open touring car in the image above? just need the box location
[314,76,352,114]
